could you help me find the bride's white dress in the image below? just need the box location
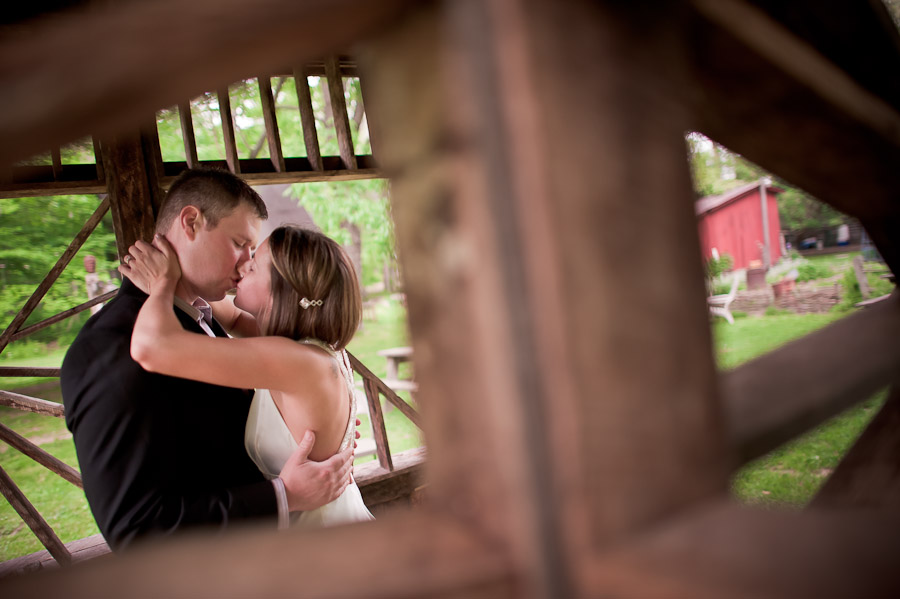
[244,339,374,529]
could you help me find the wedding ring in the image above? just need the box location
[123,255,132,265]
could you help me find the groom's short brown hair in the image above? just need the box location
[155,168,268,233]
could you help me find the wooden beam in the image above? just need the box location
[217,88,241,174]
[101,134,158,257]
[0,0,416,167]
[91,136,105,181]
[177,102,199,168]
[811,386,900,508]
[0,534,109,579]
[0,422,82,488]
[363,378,393,471]
[50,147,62,180]
[0,390,64,417]
[292,66,323,171]
[347,351,421,427]
[0,466,71,567]
[0,512,515,598]
[324,56,357,169]
[356,447,425,508]
[579,500,900,598]
[0,196,110,354]
[724,293,900,467]
[10,290,117,342]
[257,76,286,172]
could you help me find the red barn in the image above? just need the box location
[696,179,783,270]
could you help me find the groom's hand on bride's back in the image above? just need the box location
[279,430,354,512]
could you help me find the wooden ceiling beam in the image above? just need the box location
[0,0,415,167]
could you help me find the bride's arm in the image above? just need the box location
[209,295,260,338]
[124,237,315,391]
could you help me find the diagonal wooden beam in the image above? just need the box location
[724,293,900,467]
[0,422,82,488]
[11,289,117,342]
[0,389,65,417]
[0,466,71,566]
[0,196,110,354]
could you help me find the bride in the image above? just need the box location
[124,225,374,529]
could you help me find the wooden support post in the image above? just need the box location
[101,133,159,258]
[257,75,286,172]
[0,466,71,566]
[217,87,241,174]
[50,146,62,180]
[293,66,324,171]
[178,102,199,168]
[324,56,357,169]
[853,254,871,298]
[91,136,105,181]
[363,378,393,471]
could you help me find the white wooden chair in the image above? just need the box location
[708,272,740,324]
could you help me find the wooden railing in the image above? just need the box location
[0,352,423,574]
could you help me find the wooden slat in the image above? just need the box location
[347,351,421,427]
[0,512,515,598]
[177,102,199,169]
[0,390,64,418]
[257,76,286,172]
[292,66,323,171]
[0,196,110,354]
[0,466,71,566]
[0,367,61,379]
[91,136,105,181]
[101,134,158,257]
[357,74,379,158]
[363,378,393,471]
[50,147,62,180]
[724,293,900,467]
[10,290,117,342]
[811,386,900,508]
[0,179,108,199]
[217,88,241,174]
[139,120,166,217]
[324,56,357,169]
[0,422,82,488]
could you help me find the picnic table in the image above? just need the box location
[376,346,414,382]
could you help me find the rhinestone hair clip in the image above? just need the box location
[299,297,323,309]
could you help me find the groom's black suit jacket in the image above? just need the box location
[62,278,276,551]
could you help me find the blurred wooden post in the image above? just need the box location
[101,132,159,257]
[363,1,724,595]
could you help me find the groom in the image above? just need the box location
[62,168,354,551]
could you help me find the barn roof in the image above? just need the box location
[695,179,783,216]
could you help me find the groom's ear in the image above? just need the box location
[178,206,204,241]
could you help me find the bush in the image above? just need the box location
[794,261,833,282]
[706,253,734,281]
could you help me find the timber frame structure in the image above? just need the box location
[2,0,900,597]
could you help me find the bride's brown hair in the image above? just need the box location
[263,226,361,350]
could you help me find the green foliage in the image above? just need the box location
[0,195,119,343]
[777,186,843,232]
[288,179,395,287]
[705,253,733,280]
[794,261,833,283]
